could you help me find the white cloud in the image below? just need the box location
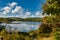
[9,2,17,7]
[29,15,35,17]
[25,11,31,16]
[1,2,21,15]
[1,6,11,14]
[2,6,10,11]
[1,2,18,15]
[12,6,22,14]
[35,11,44,18]
[0,2,44,18]
[36,11,40,16]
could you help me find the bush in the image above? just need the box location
[39,23,52,34]
[54,32,60,40]
[0,25,6,31]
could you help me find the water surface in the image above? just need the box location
[1,21,41,32]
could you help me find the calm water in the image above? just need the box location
[1,21,41,32]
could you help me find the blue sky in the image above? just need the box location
[0,0,46,18]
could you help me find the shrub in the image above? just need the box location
[0,25,6,31]
[54,32,60,40]
[39,23,52,34]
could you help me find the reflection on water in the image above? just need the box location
[1,21,41,32]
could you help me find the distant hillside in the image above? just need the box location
[23,18,42,22]
[0,17,42,23]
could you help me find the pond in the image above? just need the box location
[1,21,41,32]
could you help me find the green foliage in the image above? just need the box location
[39,23,52,34]
[0,30,26,40]
[0,18,42,23]
[54,32,60,40]
[0,25,6,31]
[43,0,60,15]
[0,29,41,40]
[24,18,42,22]
[41,0,60,40]
[43,16,54,23]
[53,28,60,40]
